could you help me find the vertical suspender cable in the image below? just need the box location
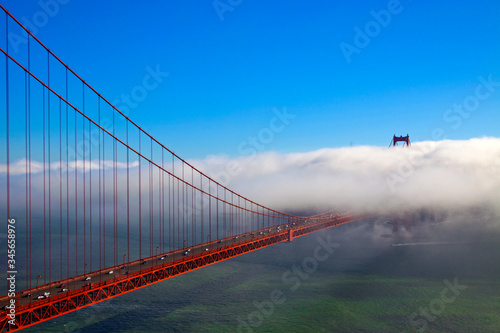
[168,155,171,253]
[74,80,78,277]
[177,165,180,249]
[48,52,52,287]
[224,190,226,240]
[162,150,164,254]
[126,121,129,263]
[103,112,107,269]
[25,69,29,289]
[43,83,46,283]
[98,98,101,272]
[139,131,142,260]
[150,140,153,257]
[230,193,233,238]
[191,168,194,246]
[182,164,185,248]
[216,185,219,242]
[158,156,161,255]
[171,155,173,255]
[177,164,180,249]
[114,110,117,265]
[59,99,63,280]
[208,180,211,243]
[82,82,86,276]
[200,173,201,243]
[28,36,33,290]
[89,120,92,273]
[65,67,69,280]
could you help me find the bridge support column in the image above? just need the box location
[288,229,294,242]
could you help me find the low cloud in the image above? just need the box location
[194,137,500,218]
[2,137,500,224]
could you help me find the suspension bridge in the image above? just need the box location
[0,6,366,331]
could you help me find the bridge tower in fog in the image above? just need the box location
[392,214,412,235]
[389,134,410,147]
[389,134,412,234]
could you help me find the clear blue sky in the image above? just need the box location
[2,0,500,159]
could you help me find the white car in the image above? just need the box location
[107,270,114,274]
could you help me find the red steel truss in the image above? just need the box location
[0,214,363,332]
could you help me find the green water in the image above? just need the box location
[23,222,500,332]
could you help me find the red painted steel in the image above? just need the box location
[389,134,411,147]
[0,5,370,332]
[0,215,364,331]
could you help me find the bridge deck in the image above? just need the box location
[0,214,362,332]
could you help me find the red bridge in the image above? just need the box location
[0,6,366,331]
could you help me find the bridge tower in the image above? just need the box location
[389,134,410,147]
[392,214,412,234]
[389,134,412,235]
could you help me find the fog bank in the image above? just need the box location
[195,137,500,218]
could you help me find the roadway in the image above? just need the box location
[1,217,329,311]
